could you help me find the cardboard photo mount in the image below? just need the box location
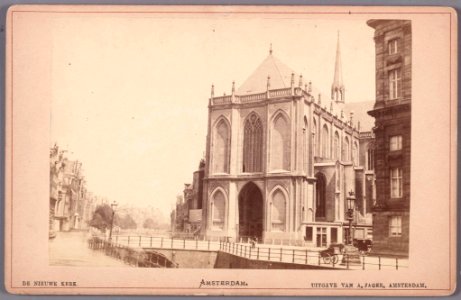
[4,5,458,296]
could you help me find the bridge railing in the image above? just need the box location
[218,241,408,270]
[88,236,178,268]
[95,235,408,270]
[108,235,222,251]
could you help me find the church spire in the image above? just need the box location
[331,31,345,103]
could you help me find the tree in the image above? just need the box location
[89,204,114,232]
[115,214,137,230]
[143,218,157,229]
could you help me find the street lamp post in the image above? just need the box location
[341,190,361,266]
[346,191,355,245]
[108,201,118,242]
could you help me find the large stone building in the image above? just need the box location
[201,35,376,246]
[367,20,411,257]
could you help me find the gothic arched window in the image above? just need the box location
[343,136,350,161]
[212,190,225,230]
[312,119,317,157]
[333,131,340,160]
[243,113,263,172]
[212,119,230,173]
[315,173,326,219]
[352,141,359,166]
[271,189,286,231]
[270,114,291,171]
[367,143,375,170]
[322,124,329,158]
[303,117,308,172]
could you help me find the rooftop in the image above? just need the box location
[237,53,296,95]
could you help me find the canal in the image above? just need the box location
[49,231,129,267]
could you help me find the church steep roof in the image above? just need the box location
[237,53,297,95]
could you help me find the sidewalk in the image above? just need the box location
[49,231,129,267]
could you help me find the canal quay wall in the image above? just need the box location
[214,252,337,269]
[132,248,336,269]
[151,248,218,268]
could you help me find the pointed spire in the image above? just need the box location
[269,43,273,55]
[331,31,345,103]
[291,73,295,87]
[308,81,312,93]
[232,81,235,94]
[211,84,214,98]
[267,75,271,90]
[299,74,303,87]
[350,111,354,125]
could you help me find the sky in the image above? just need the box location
[50,14,375,219]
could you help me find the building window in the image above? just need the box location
[389,135,403,151]
[389,68,402,99]
[331,227,338,244]
[322,124,329,158]
[315,173,326,218]
[305,226,313,242]
[243,113,263,172]
[212,119,230,173]
[389,216,402,237]
[388,38,399,55]
[270,114,291,171]
[367,147,374,170]
[316,227,327,247]
[352,141,358,166]
[342,136,350,161]
[303,117,308,172]
[333,131,340,160]
[312,119,317,157]
[390,167,403,198]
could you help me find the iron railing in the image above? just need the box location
[90,235,407,270]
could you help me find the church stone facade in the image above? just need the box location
[201,38,375,247]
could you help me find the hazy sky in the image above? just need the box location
[50,14,375,218]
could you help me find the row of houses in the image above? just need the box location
[170,159,205,237]
[49,145,106,235]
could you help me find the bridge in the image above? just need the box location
[88,235,408,270]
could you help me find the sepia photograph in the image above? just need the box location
[4,5,456,296]
[48,16,410,271]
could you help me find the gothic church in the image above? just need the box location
[201,36,376,247]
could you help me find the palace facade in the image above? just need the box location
[367,20,411,257]
[201,36,376,247]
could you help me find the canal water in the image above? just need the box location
[49,231,128,267]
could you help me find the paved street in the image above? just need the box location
[49,231,128,267]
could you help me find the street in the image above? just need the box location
[49,231,128,267]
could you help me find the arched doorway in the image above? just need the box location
[238,182,263,241]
